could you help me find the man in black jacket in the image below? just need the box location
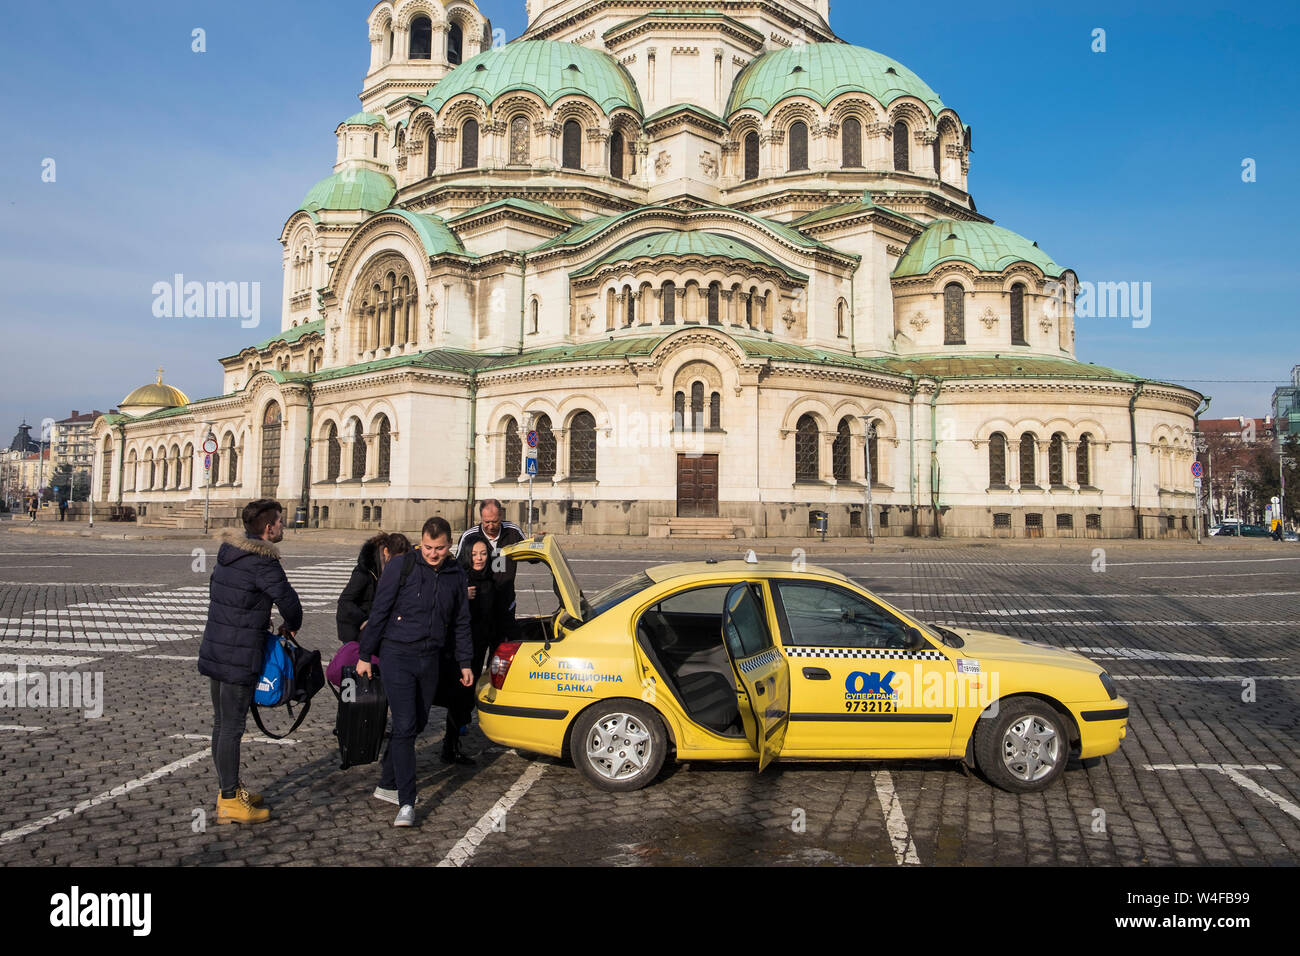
[455,499,525,659]
[198,499,302,825]
[357,516,473,827]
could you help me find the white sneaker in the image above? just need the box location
[393,805,415,827]
[373,786,399,805]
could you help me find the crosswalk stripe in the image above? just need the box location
[0,641,154,652]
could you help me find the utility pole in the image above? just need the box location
[860,416,876,542]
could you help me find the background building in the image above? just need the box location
[93,0,1204,538]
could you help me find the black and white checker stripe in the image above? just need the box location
[783,646,947,661]
[737,648,783,674]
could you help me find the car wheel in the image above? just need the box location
[570,700,667,792]
[974,698,1069,793]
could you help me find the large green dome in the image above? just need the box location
[892,220,1065,278]
[422,40,643,115]
[727,43,946,117]
[299,169,396,214]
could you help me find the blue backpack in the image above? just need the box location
[255,633,292,706]
[252,632,325,739]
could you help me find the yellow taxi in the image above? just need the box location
[477,536,1129,793]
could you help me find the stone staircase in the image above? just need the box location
[650,516,753,539]
[139,502,212,529]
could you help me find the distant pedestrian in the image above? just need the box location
[197,499,303,825]
[357,516,472,827]
[27,496,37,523]
[58,498,68,521]
[1272,518,1283,541]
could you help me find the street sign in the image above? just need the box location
[1191,461,1203,478]
[525,457,538,476]
[1194,476,1202,491]
[204,454,212,469]
[526,430,538,448]
[202,437,218,455]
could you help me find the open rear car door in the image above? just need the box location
[721,582,790,771]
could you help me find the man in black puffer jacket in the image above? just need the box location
[198,499,302,825]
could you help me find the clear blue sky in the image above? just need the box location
[1,0,1296,430]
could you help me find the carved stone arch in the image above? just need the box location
[1074,420,1107,444]
[648,328,747,379]
[552,98,600,126]
[368,4,396,35]
[770,99,817,129]
[860,407,898,440]
[828,95,882,126]
[395,0,444,30]
[445,2,480,30]
[1000,266,1045,292]
[442,95,487,129]
[608,111,643,140]
[887,99,931,130]
[780,398,834,434]
[492,401,526,432]
[975,419,1019,443]
[558,394,610,430]
[408,107,439,141]
[931,267,977,293]
[493,93,546,124]
[673,360,724,393]
[365,401,399,433]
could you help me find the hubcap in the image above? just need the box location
[1001,714,1060,782]
[585,713,652,780]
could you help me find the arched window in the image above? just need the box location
[562,120,581,169]
[326,422,341,481]
[744,131,759,180]
[1019,432,1037,487]
[535,414,556,478]
[795,414,819,482]
[661,281,676,324]
[409,16,432,59]
[1010,283,1027,345]
[710,392,721,430]
[989,432,1007,486]
[503,417,521,478]
[569,411,596,480]
[893,120,909,171]
[842,117,862,168]
[183,443,194,489]
[624,285,635,326]
[351,418,366,480]
[745,290,754,328]
[158,451,167,490]
[460,119,479,168]
[788,121,808,171]
[226,434,238,485]
[126,449,137,492]
[832,417,852,481]
[426,133,437,177]
[605,288,616,329]
[1049,433,1066,486]
[530,298,539,334]
[387,27,394,63]
[373,132,379,158]
[943,283,965,344]
[610,131,625,179]
[837,300,847,337]
[932,138,941,181]
[707,282,720,325]
[261,403,282,497]
[1077,433,1092,487]
[509,115,530,165]
[376,416,391,480]
[673,391,685,431]
[448,22,463,64]
[690,382,705,431]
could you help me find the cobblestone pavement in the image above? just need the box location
[0,529,1296,866]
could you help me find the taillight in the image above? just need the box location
[489,642,522,689]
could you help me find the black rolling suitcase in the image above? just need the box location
[330,665,388,769]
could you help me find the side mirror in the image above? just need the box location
[904,626,926,650]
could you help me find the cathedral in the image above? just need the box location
[93,0,1204,538]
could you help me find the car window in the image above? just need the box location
[587,572,653,620]
[772,580,910,649]
[722,583,774,659]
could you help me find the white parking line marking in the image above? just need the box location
[168,732,297,746]
[1065,647,1284,664]
[936,620,1300,628]
[1114,675,1300,681]
[138,654,199,661]
[871,769,921,865]
[1144,764,1300,823]
[0,747,210,847]
[437,762,548,867]
[0,641,154,653]
[0,724,43,732]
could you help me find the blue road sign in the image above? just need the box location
[526,430,539,448]
[1191,461,1203,478]
[525,457,538,476]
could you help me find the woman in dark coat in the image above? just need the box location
[336,533,411,644]
[440,539,501,764]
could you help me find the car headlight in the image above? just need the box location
[1098,672,1118,700]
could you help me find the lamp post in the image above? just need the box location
[860,416,876,542]
[1282,455,1295,530]
[202,422,216,535]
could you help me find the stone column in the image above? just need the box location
[1008,438,1021,489]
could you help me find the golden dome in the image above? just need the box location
[121,369,190,409]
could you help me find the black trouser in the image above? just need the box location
[377,652,440,808]
[209,678,253,796]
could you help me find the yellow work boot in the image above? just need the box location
[217,790,270,825]
[235,781,264,807]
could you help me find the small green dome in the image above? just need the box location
[300,169,396,214]
[728,43,946,117]
[342,111,387,128]
[423,40,643,115]
[573,230,803,279]
[892,220,1065,278]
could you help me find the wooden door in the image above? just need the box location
[677,454,718,517]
